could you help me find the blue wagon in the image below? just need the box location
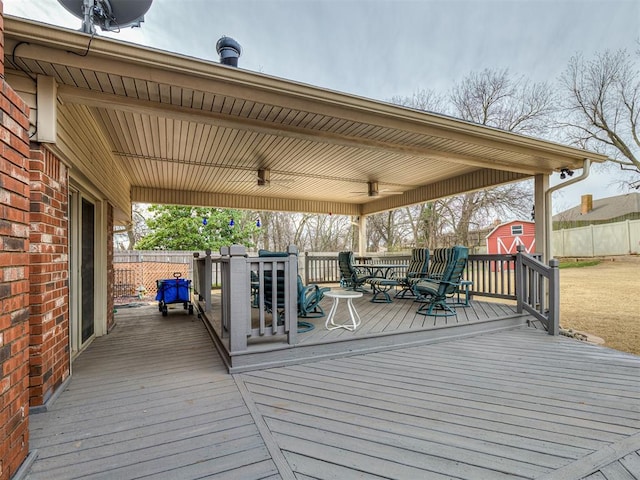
[155,272,193,316]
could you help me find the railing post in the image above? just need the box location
[204,249,212,312]
[548,258,560,335]
[192,252,200,302]
[227,245,250,353]
[286,245,298,345]
[515,245,524,313]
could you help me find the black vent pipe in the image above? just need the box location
[216,36,242,67]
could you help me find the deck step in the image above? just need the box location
[201,307,532,373]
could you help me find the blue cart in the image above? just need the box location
[155,272,193,316]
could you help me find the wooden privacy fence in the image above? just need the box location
[114,251,194,299]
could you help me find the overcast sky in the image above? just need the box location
[5,0,640,212]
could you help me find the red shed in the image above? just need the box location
[486,220,536,271]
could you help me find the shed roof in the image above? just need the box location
[4,16,609,223]
[485,220,535,239]
[553,192,640,222]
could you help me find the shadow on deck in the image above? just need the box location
[25,302,640,479]
[200,288,538,372]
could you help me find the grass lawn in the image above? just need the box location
[559,257,640,356]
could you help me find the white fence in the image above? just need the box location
[553,219,640,257]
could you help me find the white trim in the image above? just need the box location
[68,185,108,359]
[496,235,536,254]
[485,220,535,239]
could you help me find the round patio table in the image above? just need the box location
[324,290,363,331]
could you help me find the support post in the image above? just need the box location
[227,245,250,353]
[357,215,366,257]
[534,174,548,261]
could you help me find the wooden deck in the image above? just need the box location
[205,289,536,372]
[25,303,640,479]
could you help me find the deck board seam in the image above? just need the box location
[536,432,640,480]
[234,373,296,480]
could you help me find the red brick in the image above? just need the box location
[1,83,32,479]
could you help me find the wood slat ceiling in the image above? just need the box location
[4,17,609,218]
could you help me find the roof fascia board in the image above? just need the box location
[5,17,608,169]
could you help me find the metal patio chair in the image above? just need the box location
[394,247,430,299]
[414,246,469,317]
[338,251,373,292]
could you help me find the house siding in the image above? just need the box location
[0,0,33,474]
[28,146,70,408]
[56,103,132,217]
[486,221,536,255]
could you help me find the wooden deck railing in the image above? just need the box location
[193,250,214,312]
[303,252,411,284]
[464,253,544,300]
[194,246,560,347]
[195,246,299,354]
[304,251,539,301]
[515,246,560,335]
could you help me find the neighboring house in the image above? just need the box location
[553,193,640,228]
[552,193,640,257]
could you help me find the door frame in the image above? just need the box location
[68,181,108,358]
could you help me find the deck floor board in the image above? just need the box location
[25,303,640,480]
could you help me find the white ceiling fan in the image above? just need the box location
[351,181,404,197]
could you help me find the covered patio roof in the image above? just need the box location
[4,16,609,223]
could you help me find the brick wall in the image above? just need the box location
[28,145,70,408]
[0,0,34,474]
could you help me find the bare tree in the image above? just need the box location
[113,203,150,250]
[404,205,432,247]
[436,69,553,245]
[390,88,449,114]
[382,70,553,249]
[383,90,460,249]
[255,211,355,252]
[293,213,353,251]
[559,49,640,188]
[451,68,556,136]
[367,210,413,252]
[311,214,354,251]
[255,211,296,251]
